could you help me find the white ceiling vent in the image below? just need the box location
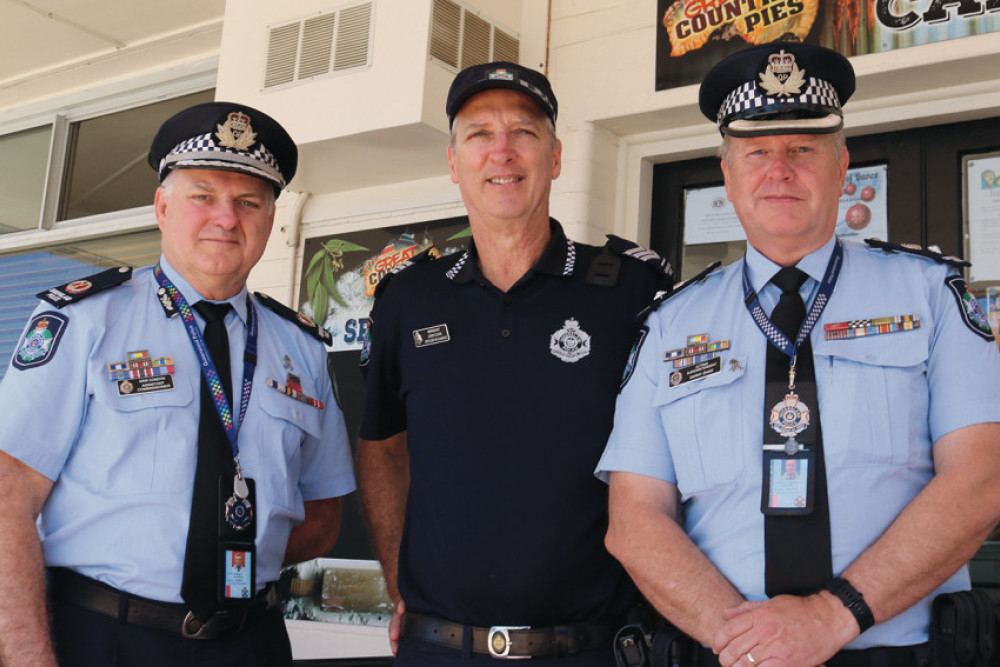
[429,0,519,70]
[264,2,374,90]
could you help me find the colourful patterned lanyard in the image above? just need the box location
[153,264,258,460]
[741,240,843,361]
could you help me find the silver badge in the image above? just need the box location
[549,318,591,363]
[215,111,257,152]
[759,49,806,97]
[769,392,810,455]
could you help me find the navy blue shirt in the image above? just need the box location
[360,221,671,631]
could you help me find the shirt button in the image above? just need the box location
[501,329,511,338]
[504,295,512,303]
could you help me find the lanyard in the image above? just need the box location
[742,240,843,361]
[153,264,258,461]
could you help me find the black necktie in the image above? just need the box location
[181,301,234,621]
[763,267,833,597]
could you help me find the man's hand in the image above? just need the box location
[389,598,405,656]
[713,592,857,667]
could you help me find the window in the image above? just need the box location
[58,90,215,221]
[0,126,53,235]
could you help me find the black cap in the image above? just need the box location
[446,61,557,127]
[699,42,855,137]
[148,102,297,191]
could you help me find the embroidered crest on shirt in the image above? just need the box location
[945,275,994,341]
[549,318,591,363]
[13,312,69,370]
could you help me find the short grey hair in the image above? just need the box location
[718,130,847,164]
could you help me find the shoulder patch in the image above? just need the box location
[619,325,649,392]
[37,266,132,308]
[944,275,995,342]
[254,292,333,346]
[606,235,674,278]
[864,239,969,269]
[373,246,439,301]
[635,261,722,322]
[12,312,69,370]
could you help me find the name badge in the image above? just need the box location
[413,324,450,348]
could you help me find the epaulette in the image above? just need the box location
[37,266,133,308]
[254,292,333,345]
[635,261,721,321]
[606,235,673,276]
[864,238,970,269]
[373,246,439,300]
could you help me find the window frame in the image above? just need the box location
[0,59,218,254]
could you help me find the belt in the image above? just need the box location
[401,611,614,659]
[48,567,277,640]
[696,643,931,667]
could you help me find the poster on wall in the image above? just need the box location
[656,1,1000,91]
[683,163,888,245]
[964,152,1000,284]
[297,217,472,352]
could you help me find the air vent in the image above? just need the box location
[429,0,520,70]
[264,2,373,90]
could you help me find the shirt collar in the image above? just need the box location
[744,235,837,303]
[158,254,249,326]
[447,219,576,284]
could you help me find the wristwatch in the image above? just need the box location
[825,576,875,633]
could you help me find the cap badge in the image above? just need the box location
[759,49,806,98]
[216,111,257,152]
[488,68,514,81]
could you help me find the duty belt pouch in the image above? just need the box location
[650,624,694,667]
[931,590,999,666]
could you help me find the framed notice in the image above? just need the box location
[963,152,1000,284]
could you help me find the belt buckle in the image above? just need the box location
[488,626,531,659]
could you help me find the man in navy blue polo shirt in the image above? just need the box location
[357,62,673,665]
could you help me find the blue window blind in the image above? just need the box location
[0,231,161,379]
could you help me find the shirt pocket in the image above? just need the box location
[89,377,196,494]
[252,384,323,511]
[814,333,929,468]
[652,355,748,498]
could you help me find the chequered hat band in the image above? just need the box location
[717,77,841,127]
[159,133,284,186]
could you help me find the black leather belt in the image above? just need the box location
[48,567,276,640]
[401,611,614,659]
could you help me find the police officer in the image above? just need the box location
[0,102,356,667]
[357,62,673,665]
[598,43,1000,666]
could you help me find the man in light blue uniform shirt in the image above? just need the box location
[598,43,1000,667]
[0,102,355,667]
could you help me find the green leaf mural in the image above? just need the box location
[304,239,369,324]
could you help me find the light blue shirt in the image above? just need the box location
[0,256,355,603]
[597,237,1000,649]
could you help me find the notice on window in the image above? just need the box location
[965,154,1000,283]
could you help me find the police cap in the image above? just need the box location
[699,42,855,137]
[446,61,557,128]
[148,102,297,192]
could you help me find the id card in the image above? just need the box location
[219,543,256,602]
[761,449,815,516]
